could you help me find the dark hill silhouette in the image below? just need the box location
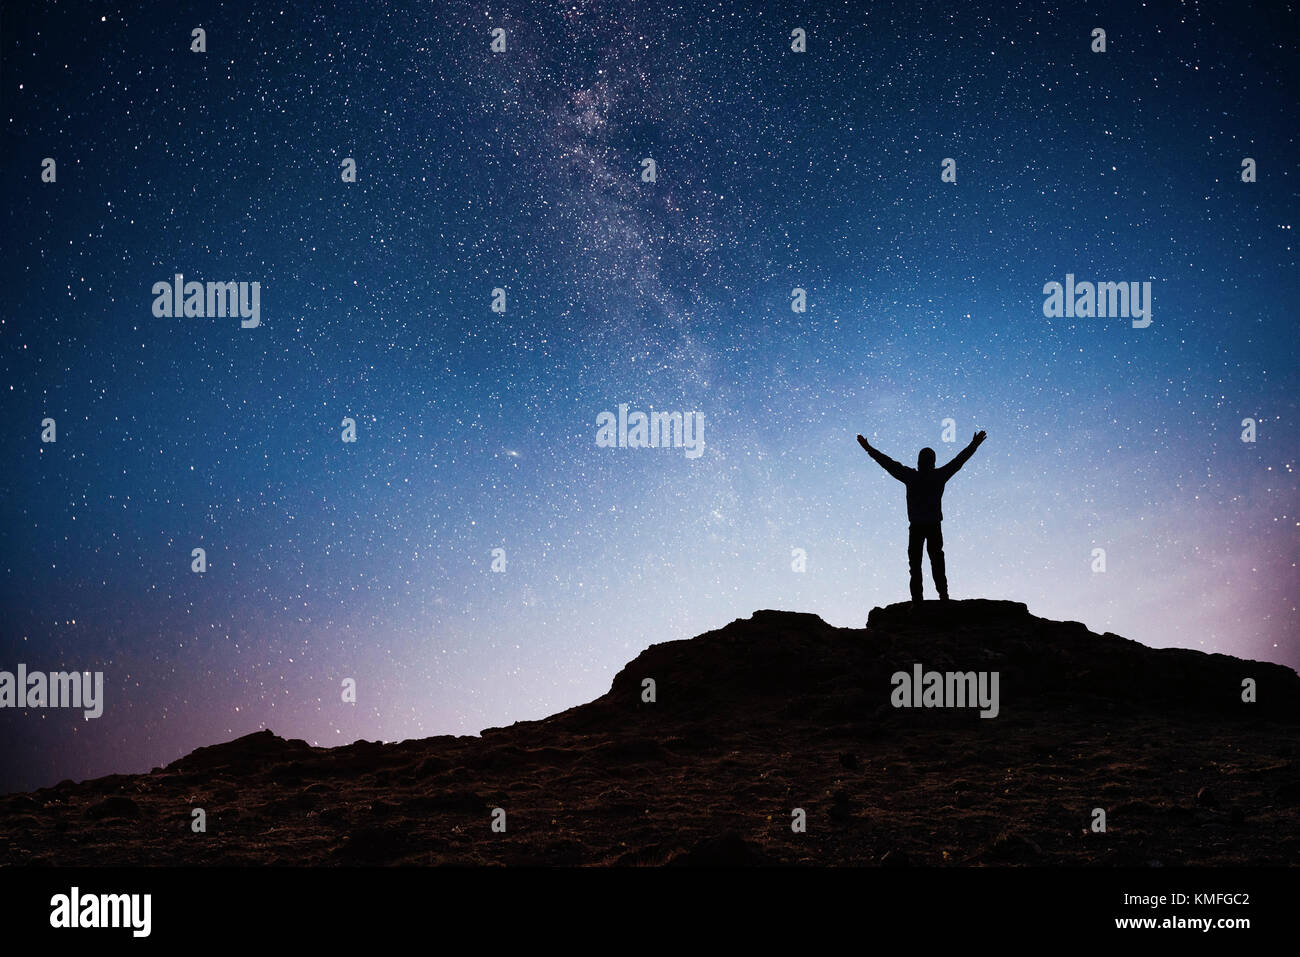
[2,600,1298,866]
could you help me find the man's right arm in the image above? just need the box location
[939,430,986,480]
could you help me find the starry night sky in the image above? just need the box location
[2,0,1296,793]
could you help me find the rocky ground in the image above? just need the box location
[2,599,1298,866]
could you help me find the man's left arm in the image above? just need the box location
[858,434,911,483]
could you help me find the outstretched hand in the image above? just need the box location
[856,434,871,451]
[972,430,987,446]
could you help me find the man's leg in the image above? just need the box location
[927,523,949,600]
[908,524,925,602]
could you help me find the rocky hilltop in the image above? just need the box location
[2,600,1297,866]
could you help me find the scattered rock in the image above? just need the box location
[986,832,1044,863]
[597,737,669,764]
[668,832,778,867]
[85,796,140,820]
[1276,780,1300,803]
[613,843,674,866]
[168,729,313,775]
[416,756,450,777]
[334,826,409,864]
[829,789,854,821]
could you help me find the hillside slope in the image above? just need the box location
[3,600,1298,866]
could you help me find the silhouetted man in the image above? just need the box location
[856,430,987,603]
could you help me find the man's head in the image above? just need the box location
[917,447,936,470]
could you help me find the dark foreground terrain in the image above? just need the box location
[3,600,1298,866]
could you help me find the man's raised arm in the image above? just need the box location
[857,434,910,482]
[938,430,987,480]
